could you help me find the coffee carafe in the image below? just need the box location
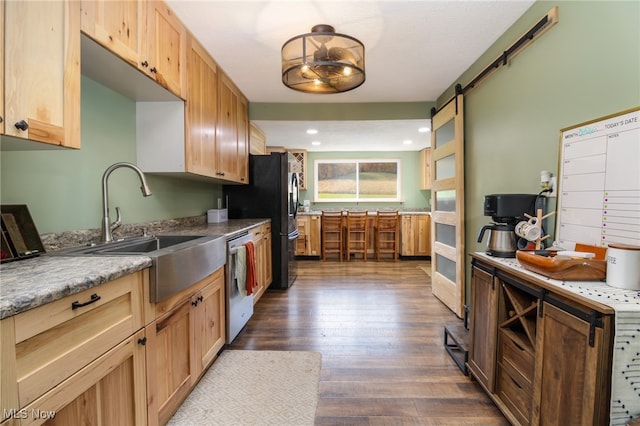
[477,223,518,258]
[477,194,539,258]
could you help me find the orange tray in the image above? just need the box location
[516,250,606,281]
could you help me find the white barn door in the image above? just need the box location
[430,94,465,317]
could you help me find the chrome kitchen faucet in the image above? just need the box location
[101,162,152,243]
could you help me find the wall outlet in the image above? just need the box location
[547,176,557,197]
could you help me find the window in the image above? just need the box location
[314,159,401,202]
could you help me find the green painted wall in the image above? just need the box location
[250,102,434,121]
[298,151,430,211]
[0,77,222,234]
[436,1,639,302]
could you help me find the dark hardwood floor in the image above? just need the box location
[229,258,508,425]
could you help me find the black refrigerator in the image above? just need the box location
[223,153,299,289]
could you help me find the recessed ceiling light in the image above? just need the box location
[311,141,321,145]
[403,140,413,145]
[418,127,430,133]
[307,129,318,135]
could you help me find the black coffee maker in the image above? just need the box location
[477,194,539,258]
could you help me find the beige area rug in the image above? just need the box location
[418,264,432,277]
[168,350,322,426]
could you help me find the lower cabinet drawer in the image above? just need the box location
[20,329,147,426]
[13,272,144,407]
[496,366,532,426]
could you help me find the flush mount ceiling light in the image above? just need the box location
[282,24,365,94]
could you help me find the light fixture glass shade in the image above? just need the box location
[282,24,365,94]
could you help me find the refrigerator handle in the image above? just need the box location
[290,173,299,219]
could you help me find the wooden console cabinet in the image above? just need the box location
[468,255,615,426]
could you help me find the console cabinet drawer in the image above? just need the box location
[498,329,534,385]
[12,272,144,407]
[497,364,532,425]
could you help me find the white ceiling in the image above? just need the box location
[167,0,535,151]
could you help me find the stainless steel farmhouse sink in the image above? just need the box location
[50,234,226,302]
[100,235,203,253]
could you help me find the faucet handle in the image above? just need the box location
[111,207,122,231]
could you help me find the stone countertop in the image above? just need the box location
[297,209,430,216]
[0,256,152,320]
[0,218,269,320]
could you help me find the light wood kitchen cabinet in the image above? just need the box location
[400,214,431,256]
[147,297,192,426]
[0,271,146,425]
[262,225,273,291]
[80,0,144,69]
[251,223,273,302]
[81,0,186,99]
[288,150,308,189]
[419,148,432,190]
[184,33,218,178]
[2,0,81,148]
[217,72,249,183]
[147,267,225,426]
[0,4,4,136]
[191,270,225,380]
[250,122,267,155]
[296,215,320,256]
[468,254,614,426]
[136,35,248,184]
[20,329,148,426]
[236,95,249,182]
[143,1,187,99]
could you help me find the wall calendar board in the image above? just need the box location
[555,107,640,250]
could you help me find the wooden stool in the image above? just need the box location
[375,210,399,261]
[321,211,343,261]
[345,210,368,261]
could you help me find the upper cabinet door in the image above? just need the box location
[80,0,144,68]
[144,1,187,99]
[185,33,218,178]
[217,72,248,183]
[3,0,81,148]
[0,2,4,135]
[236,93,249,183]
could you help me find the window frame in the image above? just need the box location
[313,158,402,203]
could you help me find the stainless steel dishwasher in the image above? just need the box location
[225,233,255,343]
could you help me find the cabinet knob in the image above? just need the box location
[141,60,149,68]
[198,295,203,302]
[0,116,3,123]
[150,67,157,74]
[192,300,198,307]
[14,120,28,131]
[137,337,147,346]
